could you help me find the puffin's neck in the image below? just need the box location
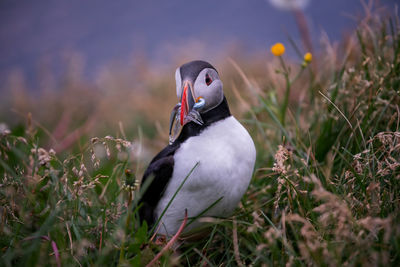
[174,96,231,145]
[201,96,231,125]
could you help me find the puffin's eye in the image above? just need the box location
[205,74,212,86]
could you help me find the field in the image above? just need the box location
[1,7,400,266]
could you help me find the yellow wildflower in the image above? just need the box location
[271,43,285,57]
[304,52,312,63]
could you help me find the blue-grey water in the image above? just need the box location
[0,0,395,89]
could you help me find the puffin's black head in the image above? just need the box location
[175,60,224,126]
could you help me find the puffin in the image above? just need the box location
[139,60,256,236]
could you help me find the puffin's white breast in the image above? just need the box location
[155,116,256,235]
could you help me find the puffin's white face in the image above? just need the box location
[175,66,224,121]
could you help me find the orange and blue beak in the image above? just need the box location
[169,80,205,144]
[180,80,196,126]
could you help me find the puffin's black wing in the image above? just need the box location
[138,144,178,226]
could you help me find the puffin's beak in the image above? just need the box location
[180,80,195,126]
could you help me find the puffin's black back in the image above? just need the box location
[138,97,231,226]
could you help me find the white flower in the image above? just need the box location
[268,0,311,10]
[0,123,10,135]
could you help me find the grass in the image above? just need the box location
[1,7,400,266]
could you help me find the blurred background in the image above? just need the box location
[0,0,395,157]
[1,0,391,87]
